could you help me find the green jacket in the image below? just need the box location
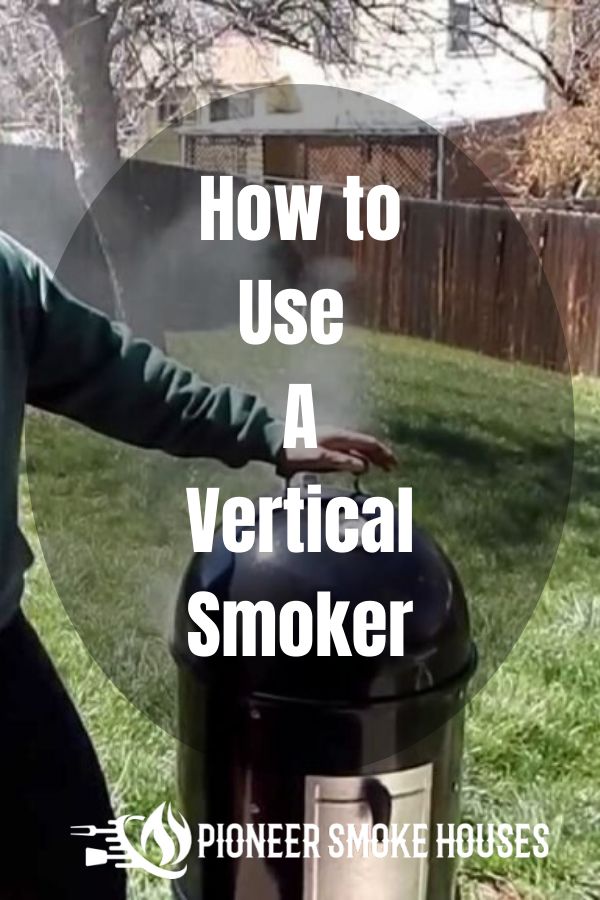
[0,231,284,631]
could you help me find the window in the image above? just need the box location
[209,93,255,123]
[448,1,496,55]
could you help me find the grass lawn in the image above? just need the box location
[20,328,599,899]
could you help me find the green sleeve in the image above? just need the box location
[10,236,284,467]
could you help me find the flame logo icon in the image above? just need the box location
[71,802,192,880]
[139,802,191,869]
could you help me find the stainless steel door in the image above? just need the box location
[303,765,433,900]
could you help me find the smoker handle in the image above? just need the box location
[281,468,370,494]
[281,472,318,493]
[352,471,368,496]
[361,778,392,842]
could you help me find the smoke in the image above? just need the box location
[122,181,368,431]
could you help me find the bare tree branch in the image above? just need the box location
[3,0,599,317]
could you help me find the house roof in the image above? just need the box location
[177,83,441,136]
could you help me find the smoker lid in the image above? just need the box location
[172,483,475,702]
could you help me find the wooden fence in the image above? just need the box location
[1,144,600,375]
[313,193,600,375]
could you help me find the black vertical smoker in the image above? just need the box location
[172,479,477,900]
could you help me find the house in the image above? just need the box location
[128,34,328,167]
[129,0,552,196]
[353,0,552,125]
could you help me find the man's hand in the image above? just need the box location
[277,428,396,477]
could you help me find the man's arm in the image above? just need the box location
[6,234,395,473]
[7,235,283,468]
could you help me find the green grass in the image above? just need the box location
[20,329,599,899]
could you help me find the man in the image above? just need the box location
[0,231,394,898]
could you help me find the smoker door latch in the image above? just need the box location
[360,778,392,841]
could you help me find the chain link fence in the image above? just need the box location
[182,132,440,197]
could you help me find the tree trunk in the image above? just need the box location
[41,0,166,348]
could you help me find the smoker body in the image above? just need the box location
[172,484,476,900]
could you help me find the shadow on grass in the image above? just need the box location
[385,414,576,544]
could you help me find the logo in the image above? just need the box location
[71,802,192,880]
